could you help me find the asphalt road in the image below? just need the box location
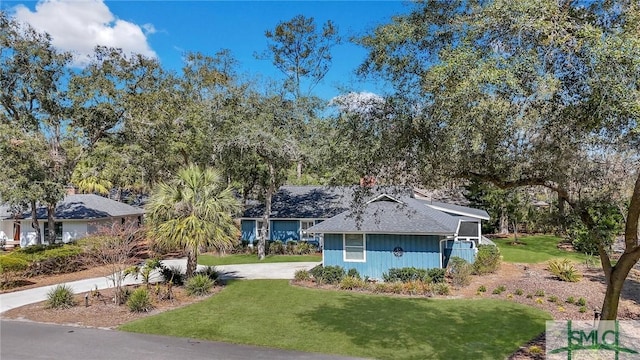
[0,320,363,360]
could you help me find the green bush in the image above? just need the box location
[0,255,29,273]
[548,259,582,282]
[432,282,450,296]
[566,296,576,304]
[309,265,345,285]
[535,289,545,297]
[548,295,558,303]
[339,276,366,290]
[294,269,311,281]
[347,268,361,279]
[268,241,285,255]
[309,264,324,280]
[576,297,587,306]
[195,266,220,282]
[447,257,473,288]
[160,265,185,286]
[185,274,214,296]
[127,287,154,312]
[473,245,501,274]
[295,242,315,255]
[477,285,487,293]
[46,284,76,309]
[579,306,587,313]
[427,268,446,283]
[383,267,428,283]
[515,289,524,296]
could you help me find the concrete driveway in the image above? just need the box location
[0,320,362,360]
[0,260,320,314]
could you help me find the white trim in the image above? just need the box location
[318,231,454,236]
[343,233,366,263]
[366,193,404,205]
[425,204,490,220]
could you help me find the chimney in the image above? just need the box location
[359,175,376,188]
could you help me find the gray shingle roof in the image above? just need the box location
[421,200,490,220]
[306,195,460,235]
[0,194,144,220]
[242,186,355,219]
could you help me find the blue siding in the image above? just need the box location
[241,220,256,241]
[443,240,476,267]
[271,220,300,242]
[323,233,443,280]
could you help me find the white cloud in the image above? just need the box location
[13,0,156,66]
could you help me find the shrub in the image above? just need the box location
[127,287,154,312]
[309,264,324,280]
[268,240,285,255]
[566,296,576,304]
[548,259,582,282]
[185,274,214,296]
[447,257,473,288]
[427,268,446,283]
[46,284,76,309]
[492,285,507,295]
[548,295,559,303]
[195,266,220,282]
[579,306,587,313]
[347,268,361,279]
[285,241,297,255]
[432,282,450,296]
[515,289,524,296]
[373,282,390,293]
[535,289,545,297]
[473,245,501,274]
[402,280,427,295]
[526,294,533,299]
[576,297,587,306]
[383,267,427,283]
[389,281,404,294]
[477,285,487,293]
[339,276,366,290]
[0,255,29,273]
[294,269,311,281]
[310,265,345,285]
[296,242,316,255]
[160,265,185,286]
[528,345,543,355]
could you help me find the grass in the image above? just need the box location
[493,235,589,263]
[120,280,550,360]
[198,253,321,266]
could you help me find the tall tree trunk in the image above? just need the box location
[47,202,56,244]
[599,171,640,320]
[499,208,509,234]
[297,161,302,180]
[185,247,197,277]
[258,163,276,260]
[30,199,41,246]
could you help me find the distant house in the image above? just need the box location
[0,194,144,248]
[240,186,491,279]
[240,186,354,247]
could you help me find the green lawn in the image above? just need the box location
[493,235,589,263]
[120,280,550,360]
[198,253,321,266]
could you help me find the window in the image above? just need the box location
[300,220,316,241]
[256,220,269,240]
[43,222,63,243]
[343,234,365,262]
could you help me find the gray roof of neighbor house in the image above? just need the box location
[242,186,356,219]
[306,194,462,234]
[0,194,145,220]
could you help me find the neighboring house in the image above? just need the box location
[240,186,355,247]
[308,192,491,279]
[0,194,145,248]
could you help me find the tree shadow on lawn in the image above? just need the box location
[298,294,547,360]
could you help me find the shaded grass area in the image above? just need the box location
[494,235,589,263]
[198,253,321,266]
[120,280,550,360]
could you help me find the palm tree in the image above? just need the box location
[146,165,240,277]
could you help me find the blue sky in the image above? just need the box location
[3,0,411,100]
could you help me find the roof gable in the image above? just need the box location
[1,194,144,220]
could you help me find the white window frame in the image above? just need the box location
[300,220,316,241]
[343,233,366,262]
[256,220,269,240]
